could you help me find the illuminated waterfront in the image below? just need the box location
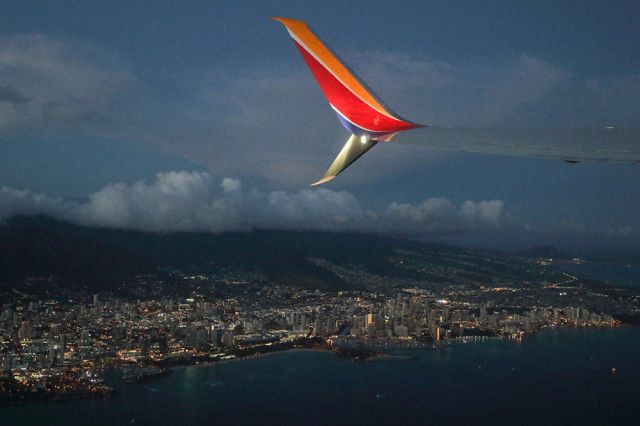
[4,327,640,425]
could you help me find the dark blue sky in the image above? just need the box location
[1,1,639,256]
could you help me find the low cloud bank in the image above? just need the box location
[0,171,504,235]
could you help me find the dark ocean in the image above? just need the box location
[4,327,640,426]
[554,262,640,289]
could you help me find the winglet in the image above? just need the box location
[273,17,421,137]
[310,175,336,187]
[310,134,377,186]
[273,17,422,184]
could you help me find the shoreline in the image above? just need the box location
[151,324,631,373]
[162,347,333,373]
[129,324,631,376]
[4,326,631,405]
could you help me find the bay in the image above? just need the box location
[3,327,640,425]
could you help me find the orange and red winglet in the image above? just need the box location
[273,17,421,139]
[273,17,423,184]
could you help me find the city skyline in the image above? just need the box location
[1,234,630,406]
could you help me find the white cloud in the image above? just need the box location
[0,186,71,219]
[0,171,506,236]
[4,172,638,251]
[221,177,242,193]
[379,198,505,235]
[460,200,504,226]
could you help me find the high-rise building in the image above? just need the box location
[18,321,32,339]
[222,332,234,348]
[80,330,91,346]
[366,323,376,338]
[196,329,209,348]
[394,324,409,338]
[210,328,222,347]
[2,355,12,373]
[480,307,488,320]
[430,325,441,341]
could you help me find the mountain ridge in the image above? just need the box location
[0,216,566,298]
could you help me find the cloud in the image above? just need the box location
[0,171,506,236]
[0,85,30,104]
[0,34,133,132]
[344,52,573,127]
[221,177,242,193]
[0,186,71,219]
[2,172,638,257]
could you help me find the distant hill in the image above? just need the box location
[515,245,568,260]
[0,216,554,297]
[0,216,364,292]
[0,216,444,292]
[0,216,151,286]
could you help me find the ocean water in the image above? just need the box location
[554,262,640,288]
[3,327,640,425]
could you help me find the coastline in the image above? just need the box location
[124,342,396,380]
[161,347,332,373]
[4,327,639,426]
[154,324,630,374]
[2,326,633,407]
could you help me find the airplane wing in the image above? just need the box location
[273,17,640,185]
[396,127,640,164]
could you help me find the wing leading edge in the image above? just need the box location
[274,17,640,184]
